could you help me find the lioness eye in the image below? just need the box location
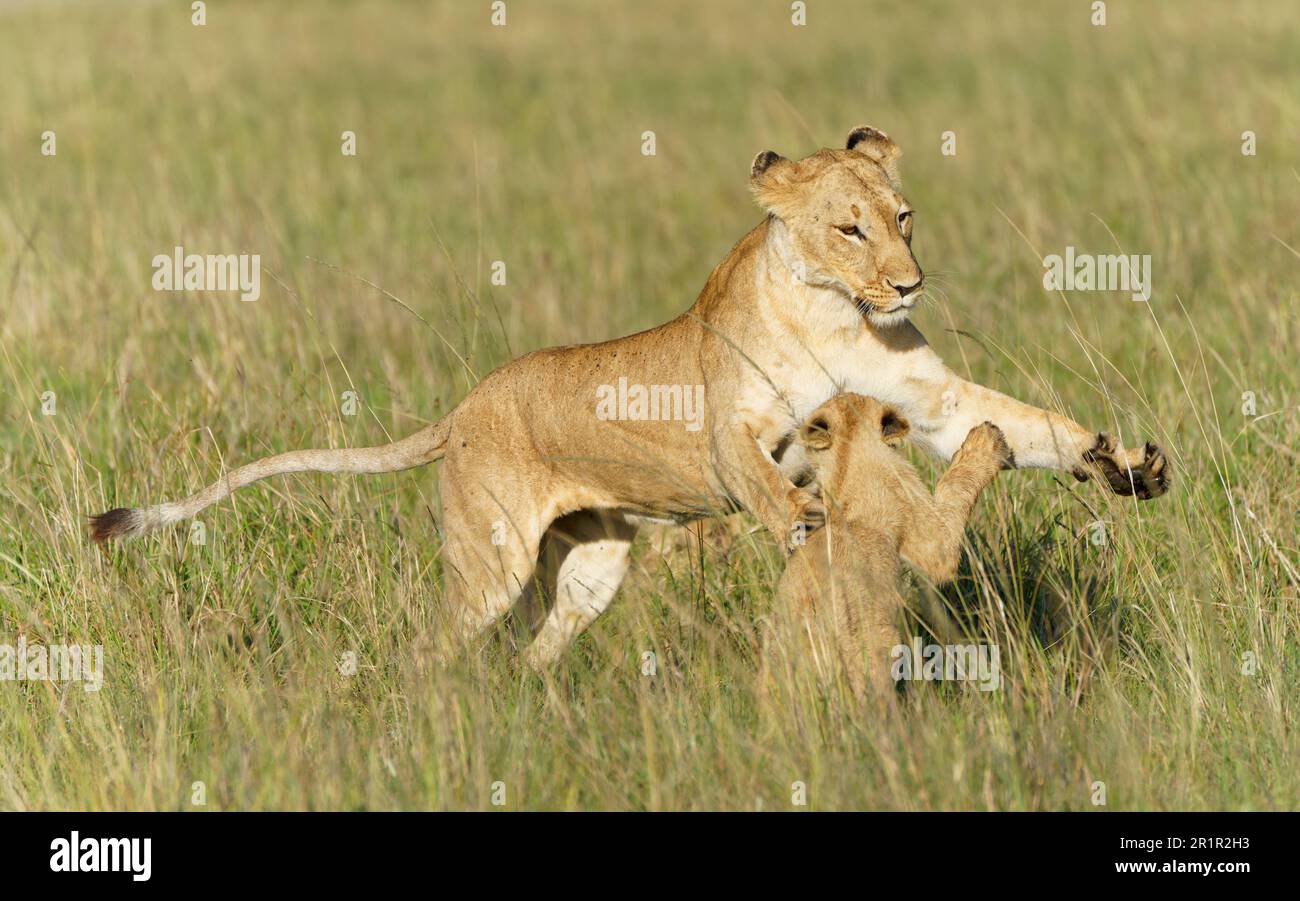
[897,210,913,232]
[836,224,864,239]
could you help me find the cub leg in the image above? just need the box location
[523,510,638,668]
[779,526,903,701]
[857,583,906,700]
[830,528,905,700]
[900,422,1008,585]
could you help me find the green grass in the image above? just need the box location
[1,0,1297,810]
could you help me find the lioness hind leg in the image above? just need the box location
[523,510,638,668]
[442,531,543,654]
[437,476,549,655]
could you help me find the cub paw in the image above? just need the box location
[785,487,825,552]
[1073,433,1170,499]
[958,422,1015,470]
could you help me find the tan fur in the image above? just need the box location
[772,394,1009,699]
[91,126,1168,666]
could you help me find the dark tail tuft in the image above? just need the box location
[89,507,140,543]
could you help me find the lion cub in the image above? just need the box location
[774,393,1010,698]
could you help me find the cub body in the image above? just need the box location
[775,393,1009,697]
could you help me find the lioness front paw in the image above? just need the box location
[1073,433,1170,499]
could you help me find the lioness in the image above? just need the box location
[92,125,1168,666]
[773,393,1009,698]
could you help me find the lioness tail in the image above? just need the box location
[90,417,451,543]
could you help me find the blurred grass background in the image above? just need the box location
[0,0,1297,809]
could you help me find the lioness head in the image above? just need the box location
[751,126,923,326]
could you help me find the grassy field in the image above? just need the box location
[1,0,1297,810]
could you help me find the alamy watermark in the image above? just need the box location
[1042,246,1151,302]
[0,638,103,692]
[890,637,1000,691]
[151,245,261,301]
[50,831,150,882]
[595,377,704,432]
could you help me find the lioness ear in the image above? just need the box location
[879,406,910,447]
[749,150,797,216]
[846,124,902,189]
[801,414,833,451]
[751,150,786,178]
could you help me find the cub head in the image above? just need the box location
[800,393,911,459]
[750,126,923,326]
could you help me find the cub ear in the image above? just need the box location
[846,124,902,188]
[800,414,834,451]
[879,406,910,447]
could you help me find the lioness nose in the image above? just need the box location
[890,277,923,298]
